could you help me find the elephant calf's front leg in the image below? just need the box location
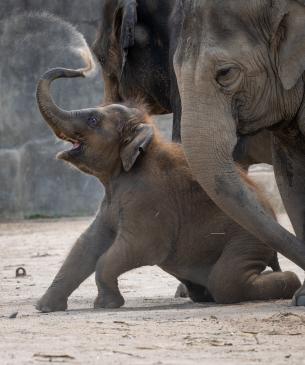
[36,219,109,312]
[94,235,148,309]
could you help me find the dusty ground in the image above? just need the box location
[1,216,305,365]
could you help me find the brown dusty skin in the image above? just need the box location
[1,216,305,365]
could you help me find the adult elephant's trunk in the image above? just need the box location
[36,68,85,136]
[180,68,305,270]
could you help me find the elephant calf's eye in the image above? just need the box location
[216,65,241,88]
[87,116,98,128]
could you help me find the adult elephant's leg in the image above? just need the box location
[272,135,305,240]
[170,64,182,142]
[233,130,273,169]
[172,107,182,142]
[272,135,305,305]
[174,280,214,302]
[36,214,113,312]
[176,280,214,302]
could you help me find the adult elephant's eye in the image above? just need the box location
[87,116,98,128]
[216,65,241,88]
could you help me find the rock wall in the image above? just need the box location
[0,1,106,219]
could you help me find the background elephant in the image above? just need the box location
[173,0,305,304]
[93,0,273,167]
[92,0,181,140]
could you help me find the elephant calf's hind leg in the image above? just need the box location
[208,241,301,304]
[243,271,301,302]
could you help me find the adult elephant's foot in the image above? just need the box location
[176,280,214,303]
[292,282,305,306]
[188,286,214,303]
[175,283,189,298]
[36,291,68,313]
[94,292,124,309]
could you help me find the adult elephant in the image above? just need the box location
[174,0,305,304]
[92,0,182,141]
[92,0,273,166]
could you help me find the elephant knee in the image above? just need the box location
[208,276,246,304]
[212,289,244,304]
[95,256,110,285]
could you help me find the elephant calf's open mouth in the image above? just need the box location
[57,132,84,156]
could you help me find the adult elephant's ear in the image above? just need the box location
[274,0,305,90]
[120,124,154,172]
[114,0,137,73]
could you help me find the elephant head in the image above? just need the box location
[174,0,305,266]
[36,67,154,180]
[92,0,175,115]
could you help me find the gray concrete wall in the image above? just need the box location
[0,0,100,44]
[0,1,106,219]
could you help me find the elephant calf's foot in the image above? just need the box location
[36,292,68,313]
[94,292,124,309]
[292,282,305,306]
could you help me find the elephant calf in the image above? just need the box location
[35,67,301,312]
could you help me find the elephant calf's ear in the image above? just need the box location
[277,1,305,90]
[120,124,154,172]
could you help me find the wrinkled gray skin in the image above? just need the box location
[92,0,273,168]
[35,67,300,312]
[174,0,305,305]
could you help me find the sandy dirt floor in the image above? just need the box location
[1,216,305,365]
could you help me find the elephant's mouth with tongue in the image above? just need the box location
[58,132,83,155]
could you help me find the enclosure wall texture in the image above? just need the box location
[0,0,106,219]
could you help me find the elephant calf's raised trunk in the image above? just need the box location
[36,68,85,134]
